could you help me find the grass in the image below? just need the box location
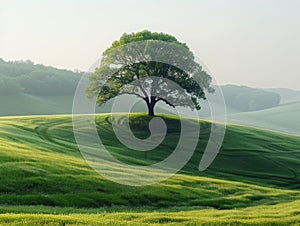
[0,113,299,224]
[0,200,299,225]
[0,201,299,225]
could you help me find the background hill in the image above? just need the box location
[227,101,300,135]
[220,84,280,112]
[0,58,286,115]
[264,87,300,104]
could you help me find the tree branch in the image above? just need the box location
[119,91,146,100]
[155,97,176,108]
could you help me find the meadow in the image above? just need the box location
[0,113,299,225]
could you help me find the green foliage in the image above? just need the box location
[104,30,189,53]
[87,30,213,115]
[0,58,81,96]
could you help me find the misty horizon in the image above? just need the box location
[1,0,300,90]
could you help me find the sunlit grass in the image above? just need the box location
[0,113,299,224]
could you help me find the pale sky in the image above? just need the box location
[1,0,300,89]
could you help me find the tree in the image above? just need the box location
[86,30,214,116]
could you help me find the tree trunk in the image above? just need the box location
[148,103,155,116]
[145,97,156,116]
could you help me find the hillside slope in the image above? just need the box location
[228,101,300,135]
[0,114,300,208]
[0,113,300,224]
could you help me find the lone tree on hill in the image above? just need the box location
[86,30,214,116]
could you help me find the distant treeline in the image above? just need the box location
[0,58,82,96]
[221,85,281,111]
[0,58,280,112]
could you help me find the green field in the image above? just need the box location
[0,113,299,225]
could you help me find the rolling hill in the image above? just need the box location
[0,113,299,224]
[264,88,300,104]
[0,58,284,117]
[228,101,300,135]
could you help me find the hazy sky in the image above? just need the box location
[1,0,300,89]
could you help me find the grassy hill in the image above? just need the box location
[0,113,299,224]
[228,101,300,135]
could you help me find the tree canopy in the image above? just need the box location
[87,30,214,116]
